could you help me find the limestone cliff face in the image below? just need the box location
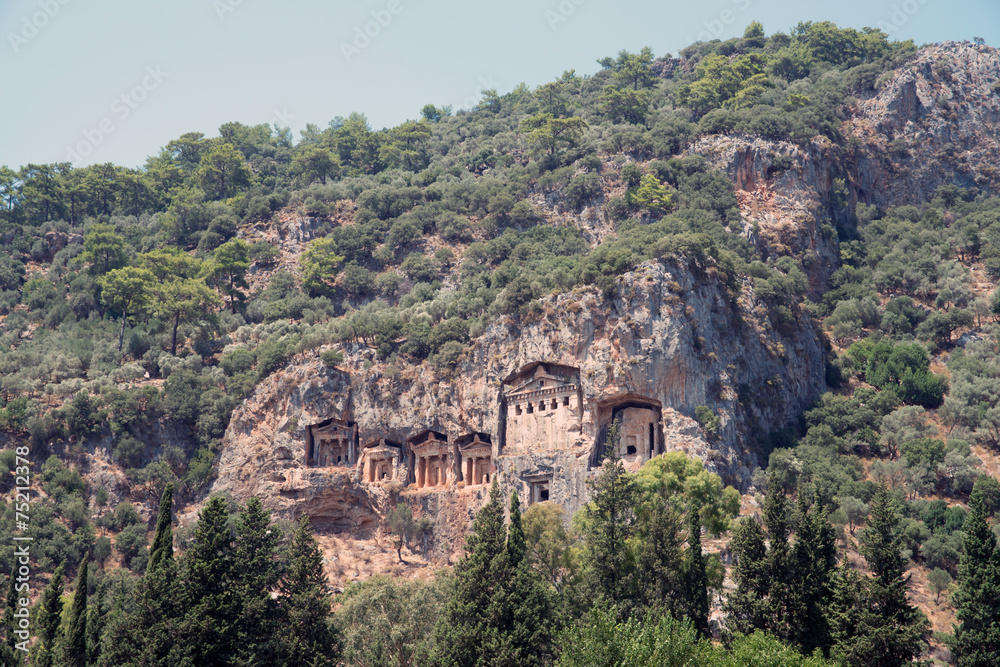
[212,259,826,533]
[686,42,1000,285]
[212,44,999,542]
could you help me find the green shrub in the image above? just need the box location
[563,173,603,211]
[695,405,720,438]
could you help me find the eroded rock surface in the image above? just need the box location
[213,260,826,540]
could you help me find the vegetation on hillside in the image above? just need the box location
[1,18,999,666]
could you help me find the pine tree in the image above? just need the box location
[277,515,340,667]
[61,557,88,667]
[35,561,65,667]
[147,483,174,575]
[232,496,280,665]
[685,500,710,637]
[830,487,927,667]
[430,477,510,666]
[954,479,1000,667]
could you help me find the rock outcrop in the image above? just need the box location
[687,42,1000,286]
[213,260,826,538]
[212,40,999,548]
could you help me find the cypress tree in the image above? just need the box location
[35,561,65,667]
[954,479,1000,667]
[762,481,794,643]
[277,515,340,667]
[583,439,638,615]
[98,486,189,667]
[147,483,174,575]
[86,577,107,667]
[724,515,770,636]
[685,500,710,637]
[494,490,555,667]
[635,499,684,619]
[430,477,509,666]
[181,495,236,666]
[61,558,88,667]
[859,488,906,585]
[232,496,280,665]
[507,491,526,568]
[790,489,837,656]
[830,487,927,667]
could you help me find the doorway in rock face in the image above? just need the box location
[590,394,664,468]
[531,480,550,504]
[524,474,553,505]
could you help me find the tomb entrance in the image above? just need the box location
[305,418,357,467]
[503,362,582,455]
[408,430,453,489]
[359,439,403,484]
[591,394,663,467]
[457,432,492,486]
[524,474,553,505]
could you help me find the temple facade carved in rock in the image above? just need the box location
[305,419,357,467]
[503,362,583,455]
[359,439,403,483]
[592,394,664,467]
[299,362,671,508]
[408,430,454,489]
[457,433,492,486]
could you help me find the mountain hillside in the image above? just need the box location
[2,22,1000,665]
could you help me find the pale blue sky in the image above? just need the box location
[2,0,997,169]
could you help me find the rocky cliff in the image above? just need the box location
[687,41,1000,285]
[212,40,998,550]
[212,258,826,542]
